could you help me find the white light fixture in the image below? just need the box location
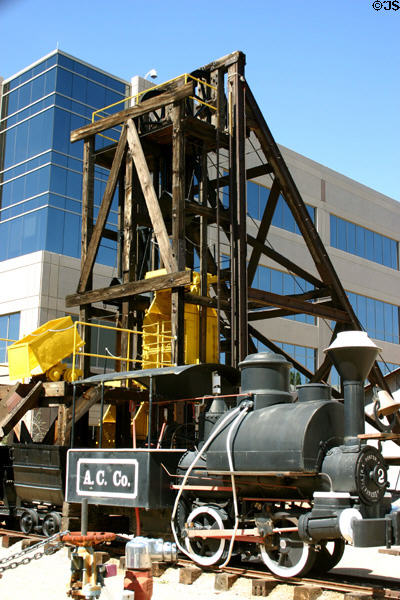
[144,69,158,80]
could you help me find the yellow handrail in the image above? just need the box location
[71,320,175,381]
[92,73,217,124]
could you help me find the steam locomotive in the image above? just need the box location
[65,330,400,578]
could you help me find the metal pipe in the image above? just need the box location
[71,384,76,448]
[343,381,365,445]
[81,498,88,535]
[99,382,105,448]
[148,376,153,448]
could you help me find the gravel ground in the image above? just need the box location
[0,539,367,600]
[2,543,397,600]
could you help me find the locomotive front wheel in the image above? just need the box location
[184,505,229,567]
[20,508,39,535]
[312,539,345,573]
[42,512,62,537]
[259,516,316,578]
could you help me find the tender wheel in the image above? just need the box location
[259,515,316,578]
[42,511,62,537]
[312,539,345,573]
[184,505,229,567]
[20,508,39,534]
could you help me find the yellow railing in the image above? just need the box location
[142,320,173,370]
[91,73,218,143]
[71,320,175,381]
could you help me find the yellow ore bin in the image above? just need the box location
[142,270,218,368]
[7,316,84,381]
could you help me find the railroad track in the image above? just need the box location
[0,527,45,543]
[1,528,399,598]
[176,558,400,598]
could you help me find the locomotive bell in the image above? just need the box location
[325,331,381,445]
[239,351,292,410]
[375,389,400,418]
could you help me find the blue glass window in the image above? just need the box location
[0,313,20,363]
[247,181,315,234]
[378,361,399,376]
[1,52,126,266]
[330,214,398,270]
[251,265,315,325]
[254,338,315,384]
[347,291,399,344]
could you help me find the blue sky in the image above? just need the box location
[1,0,399,200]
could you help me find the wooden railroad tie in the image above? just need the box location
[214,572,238,591]
[379,546,400,556]
[1,535,20,549]
[251,579,278,596]
[293,584,322,600]
[178,565,202,585]
[151,561,168,578]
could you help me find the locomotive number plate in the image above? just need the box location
[76,458,138,500]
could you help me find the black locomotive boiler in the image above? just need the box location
[172,331,399,576]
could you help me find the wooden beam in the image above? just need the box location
[70,82,195,143]
[80,137,95,375]
[126,118,178,273]
[248,288,331,321]
[199,144,208,363]
[65,386,103,435]
[192,164,273,196]
[194,50,245,75]
[245,81,361,328]
[247,177,280,285]
[183,117,229,149]
[171,103,186,365]
[66,270,191,307]
[0,382,43,439]
[185,200,230,223]
[78,126,127,293]
[246,234,324,289]
[185,292,230,311]
[248,288,350,322]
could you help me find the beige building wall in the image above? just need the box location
[248,141,400,375]
[0,251,114,384]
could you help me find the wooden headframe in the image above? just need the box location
[65,50,388,394]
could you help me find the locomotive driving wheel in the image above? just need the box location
[259,514,316,578]
[184,505,229,567]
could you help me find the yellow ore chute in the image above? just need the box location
[7,316,84,381]
[142,269,218,368]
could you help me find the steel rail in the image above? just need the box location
[177,558,400,598]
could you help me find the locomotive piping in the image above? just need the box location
[170,404,243,560]
[220,402,251,567]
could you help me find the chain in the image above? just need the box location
[0,530,69,573]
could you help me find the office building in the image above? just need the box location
[0,50,399,385]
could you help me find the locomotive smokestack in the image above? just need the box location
[325,331,381,446]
